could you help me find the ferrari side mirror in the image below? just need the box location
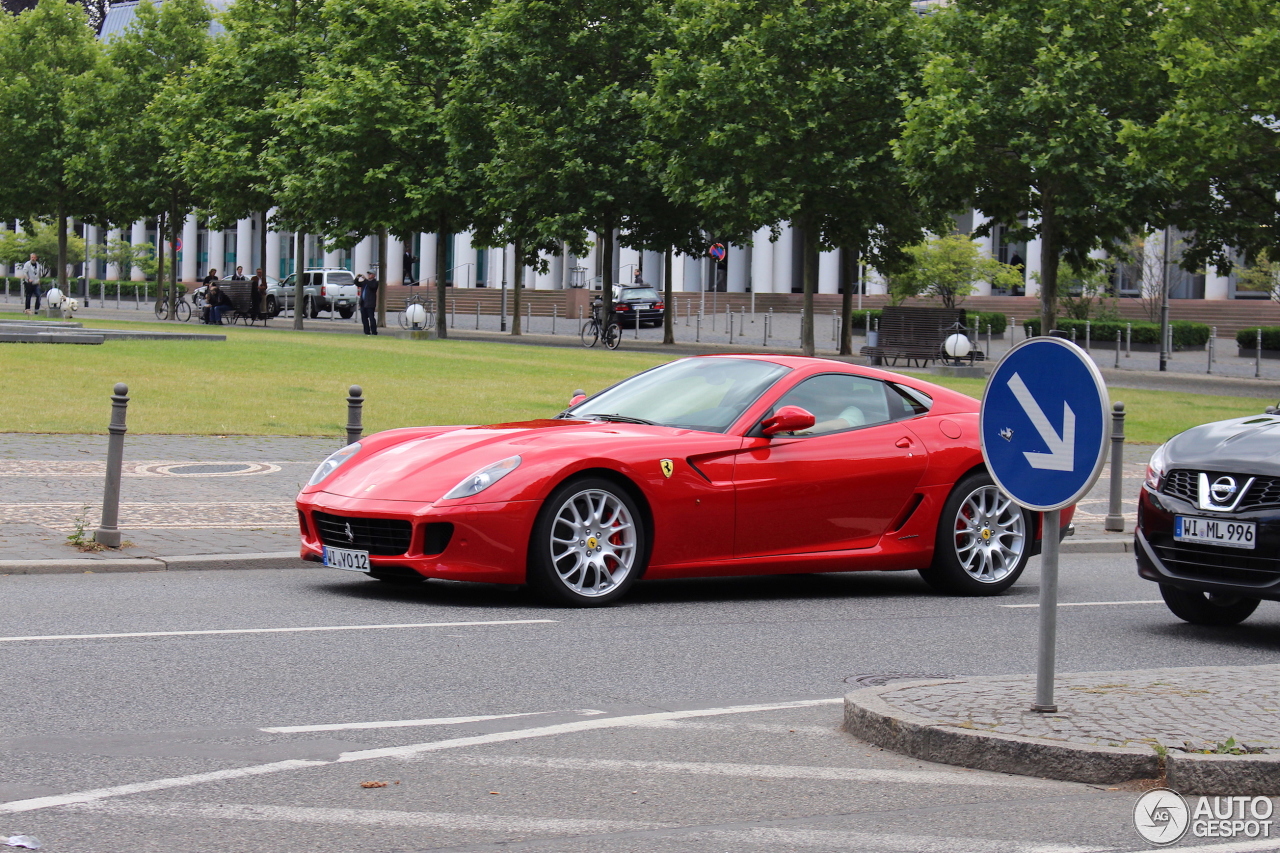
[569,389,587,406]
[761,405,816,437]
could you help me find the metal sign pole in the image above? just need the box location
[1032,507,1061,713]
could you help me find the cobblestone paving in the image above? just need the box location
[879,666,1280,754]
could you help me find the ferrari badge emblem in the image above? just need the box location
[659,459,674,479]
[344,523,355,543]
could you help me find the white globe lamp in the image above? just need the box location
[46,287,63,309]
[943,333,972,360]
[405,303,427,330]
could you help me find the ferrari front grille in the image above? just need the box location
[313,511,412,556]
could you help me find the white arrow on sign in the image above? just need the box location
[1006,372,1075,471]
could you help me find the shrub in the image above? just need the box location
[1022,318,1210,348]
[969,311,1008,335]
[1236,327,1280,350]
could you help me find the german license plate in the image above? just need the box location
[1175,516,1256,550]
[323,545,371,571]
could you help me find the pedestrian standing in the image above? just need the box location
[19,253,42,314]
[230,266,247,281]
[360,269,378,335]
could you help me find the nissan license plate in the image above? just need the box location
[1175,516,1256,550]
[323,545,371,572]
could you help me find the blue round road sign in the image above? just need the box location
[980,336,1110,512]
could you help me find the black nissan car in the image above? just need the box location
[1137,411,1280,625]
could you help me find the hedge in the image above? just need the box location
[1023,318,1211,348]
[1236,327,1280,350]
[0,277,180,300]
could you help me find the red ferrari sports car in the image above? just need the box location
[297,355,1073,605]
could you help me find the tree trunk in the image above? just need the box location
[662,247,674,345]
[377,228,388,329]
[1038,197,1059,336]
[293,230,305,330]
[57,202,68,293]
[435,217,448,339]
[800,223,816,357]
[512,238,523,336]
[839,248,854,356]
[259,210,268,287]
[156,211,167,319]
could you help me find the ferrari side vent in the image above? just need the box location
[313,511,412,556]
[888,493,925,533]
[421,523,454,556]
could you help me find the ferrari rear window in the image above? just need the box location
[570,358,789,433]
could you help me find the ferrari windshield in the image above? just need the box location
[569,358,789,433]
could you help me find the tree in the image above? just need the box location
[885,233,1022,308]
[86,0,212,318]
[445,0,675,328]
[277,0,481,338]
[0,221,87,271]
[644,0,934,356]
[93,236,157,280]
[0,0,105,293]
[169,0,327,329]
[1121,0,1280,275]
[896,0,1167,336]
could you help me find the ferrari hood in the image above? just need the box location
[315,418,661,502]
[1167,414,1280,474]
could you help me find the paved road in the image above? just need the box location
[2,554,1278,852]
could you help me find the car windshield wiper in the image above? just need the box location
[589,413,660,426]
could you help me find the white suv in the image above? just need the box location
[267,269,359,318]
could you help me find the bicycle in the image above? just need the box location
[581,298,622,349]
[154,289,192,322]
[398,289,435,330]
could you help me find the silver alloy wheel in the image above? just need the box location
[548,488,637,597]
[951,484,1026,584]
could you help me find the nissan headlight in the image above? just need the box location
[443,456,521,500]
[308,442,361,486]
[1144,443,1168,491]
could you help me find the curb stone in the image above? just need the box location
[842,679,1161,786]
[0,552,308,575]
[1166,752,1280,796]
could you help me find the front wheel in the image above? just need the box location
[603,322,622,350]
[175,300,191,322]
[154,301,169,321]
[265,296,278,317]
[1160,585,1259,625]
[580,320,599,348]
[919,472,1030,595]
[338,307,354,319]
[528,478,646,606]
[305,296,320,318]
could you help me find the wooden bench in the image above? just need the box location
[218,279,268,326]
[860,306,981,367]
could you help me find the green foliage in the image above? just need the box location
[93,237,157,280]
[1024,318,1211,348]
[885,234,1023,308]
[1236,327,1280,350]
[897,0,1168,333]
[1233,249,1280,302]
[1122,0,1280,274]
[1058,263,1120,321]
[0,222,85,267]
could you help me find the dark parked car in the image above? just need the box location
[1136,410,1280,624]
[611,285,665,328]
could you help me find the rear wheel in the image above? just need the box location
[580,320,599,348]
[920,472,1030,595]
[528,477,645,606]
[154,301,169,320]
[265,296,278,317]
[1160,585,1259,625]
[603,322,622,350]
[306,296,320,318]
[175,300,191,322]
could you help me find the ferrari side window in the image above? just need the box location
[889,384,932,417]
[775,374,893,436]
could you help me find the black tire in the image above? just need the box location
[603,322,622,350]
[154,301,168,320]
[175,301,191,322]
[306,296,320,318]
[1160,585,1260,625]
[338,307,354,319]
[527,477,646,607]
[919,471,1031,595]
[265,296,278,317]
[580,320,599,348]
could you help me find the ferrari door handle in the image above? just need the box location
[895,437,912,448]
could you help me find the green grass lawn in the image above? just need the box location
[1,312,1266,443]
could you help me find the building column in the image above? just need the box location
[1205,264,1230,300]
[1024,235,1042,298]
[130,220,148,281]
[818,248,840,295]
[453,231,473,286]
[386,236,405,285]
[583,232,600,288]
[323,244,342,269]
[236,217,254,275]
[418,233,435,285]
[105,228,122,280]
[971,216,995,296]
[772,223,794,294]
[353,236,374,279]
[681,252,701,293]
[264,209,281,281]
[180,215,198,282]
[207,227,225,279]
[725,243,749,293]
[750,227,773,294]
[864,267,888,296]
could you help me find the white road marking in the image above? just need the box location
[999,601,1161,609]
[434,754,1063,788]
[67,800,656,834]
[0,698,841,814]
[700,827,1104,852]
[261,711,550,734]
[0,619,556,643]
[1116,842,1280,853]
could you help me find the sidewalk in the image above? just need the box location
[844,666,1280,794]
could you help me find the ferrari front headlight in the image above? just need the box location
[308,442,361,486]
[443,455,522,500]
